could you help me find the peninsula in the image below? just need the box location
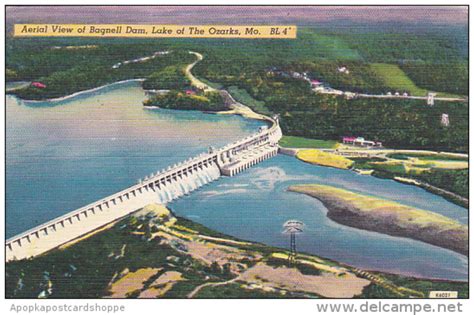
[288,184,468,256]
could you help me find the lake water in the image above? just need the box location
[6,81,468,281]
[170,155,468,281]
[6,81,264,237]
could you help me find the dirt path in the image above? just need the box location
[185,51,275,126]
[187,277,239,298]
[186,51,216,92]
[218,90,274,123]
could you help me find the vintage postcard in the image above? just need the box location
[3,3,470,309]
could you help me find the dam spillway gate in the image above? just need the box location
[6,120,283,261]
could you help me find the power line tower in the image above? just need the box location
[283,220,304,267]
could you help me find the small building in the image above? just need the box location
[290,71,302,79]
[310,80,323,88]
[31,82,46,89]
[342,136,357,144]
[354,137,375,147]
[337,66,350,74]
[441,113,450,127]
[272,114,280,124]
[342,136,382,148]
[427,92,436,106]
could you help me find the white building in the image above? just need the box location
[427,92,436,106]
[337,66,349,74]
[441,113,450,127]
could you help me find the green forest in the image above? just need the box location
[8,45,195,100]
[6,25,468,153]
[144,91,227,112]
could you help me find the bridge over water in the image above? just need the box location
[6,115,282,261]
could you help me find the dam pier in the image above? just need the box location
[6,117,282,261]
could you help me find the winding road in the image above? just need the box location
[186,51,275,125]
[186,51,216,92]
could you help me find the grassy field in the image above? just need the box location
[353,155,467,177]
[296,149,354,169]
[369,63,429,96]
[279,136,339,149]
[227,86,271,115]
[292,29,362,61]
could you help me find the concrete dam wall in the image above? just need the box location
[6,122,282,261]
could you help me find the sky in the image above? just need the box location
[6,6,468,26]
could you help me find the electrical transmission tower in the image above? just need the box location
[283,220,304,267]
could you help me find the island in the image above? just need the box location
[288,184,468,256]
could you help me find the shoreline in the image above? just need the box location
[280,146,468,160]
[280,146,468,208]
[183,51,276,127]
[288,184,468,257]
[142,104,270,124]
[10,50,274,126]
[213,106,272,124]
[6,203,466,299]
[10,203,466,283]
[7,52,272,244]
[7,53,468,286]
[10,78,145,104]
[393,176,469,209]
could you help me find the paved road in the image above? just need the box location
[315,89,467,103]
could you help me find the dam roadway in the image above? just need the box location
[6,116,282,261]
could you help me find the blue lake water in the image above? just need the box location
[6,81,264,237]
[6,81,468,281]
[170,155,468,281]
